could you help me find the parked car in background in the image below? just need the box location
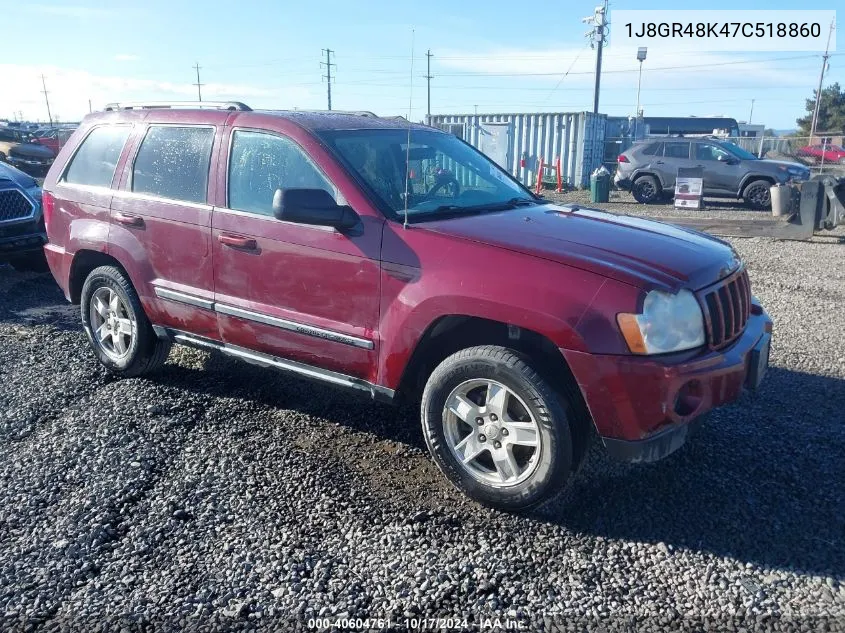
[0,126,55,175]
[796,144,845,164]
[42,103,772,511]
[615,137,810,209]
[0,161,47,271]
[31,127,76,156]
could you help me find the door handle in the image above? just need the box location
[218,233,257,250]
[114,212,144,227]
[655,161,665,165]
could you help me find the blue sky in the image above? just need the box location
[2,0,841,130]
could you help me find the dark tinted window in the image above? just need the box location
[64,125,131,187]
[664,142,690,159]
[640,142,663,156]
[132,126,214,203]
[228,130,332,217]
[695,143,731,161]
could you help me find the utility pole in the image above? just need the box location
[748,99,755,125]
[40,74,53,126]
[321,49,335,110]
[583,1,608,114]
[810,19,835,141]
[424,49,433,121]
[193,62,204,102]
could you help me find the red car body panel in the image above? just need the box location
[42,109,772,450]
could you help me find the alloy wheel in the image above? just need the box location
[89,287,135,361]
[442,379,542,487]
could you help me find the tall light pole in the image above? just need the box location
[583,1,608,114]
[810,19,835,141]
[634,47,647,139]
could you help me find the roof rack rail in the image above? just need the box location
[263,109,378,118]
[103,101,252,112]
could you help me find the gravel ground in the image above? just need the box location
[0,228,843,631]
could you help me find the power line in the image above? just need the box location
[321,48,336,110]
[193,62,204,101]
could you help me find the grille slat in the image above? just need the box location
[0,189,35,223]
[699,269,751,349]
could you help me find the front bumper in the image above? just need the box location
[0,219,46,259]
[7,155,54,171]
[562,303,772,463]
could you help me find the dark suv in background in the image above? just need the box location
[615,137,810,209]
[0,161,46,271]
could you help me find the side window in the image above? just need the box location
[641,142,663,156]
[63,125,131,188]
[132,126,214,204]
[664,142,690,159]
[695,144,730,161]
[228,130,333,217]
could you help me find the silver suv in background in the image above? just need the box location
[615,137,810,209]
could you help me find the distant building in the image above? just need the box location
[738,123,765,138]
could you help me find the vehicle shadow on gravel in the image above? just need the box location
[550,366,845,579]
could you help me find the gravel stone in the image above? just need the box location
[0,226,843,632]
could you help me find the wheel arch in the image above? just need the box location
[738,173,776,196]
[397,314,594,468]
[68,250,129,304]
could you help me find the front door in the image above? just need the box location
[694,142,739,194]
[211,128,382,381]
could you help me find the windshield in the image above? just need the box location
[718,141,758,161]
[318,129,535,221]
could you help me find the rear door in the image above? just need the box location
[111,124,219,338]
[693,142,737,194]
[658,141,693,189]
[211,127,382,381]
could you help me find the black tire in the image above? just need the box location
[632,175,661,204]
[742,179,772,210]
[421,345,573,512]
[9,251,49,273]
[80,265,171,377]
[0,153,6,162]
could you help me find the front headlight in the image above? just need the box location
[617,289,705,355]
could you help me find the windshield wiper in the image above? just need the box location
[426,197,537,215]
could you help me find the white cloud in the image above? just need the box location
[114,54,140,62]
[0,65,317,122]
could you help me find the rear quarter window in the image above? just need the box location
[640,142,663,156]
[63,125,132,188]
[132,126,214,204]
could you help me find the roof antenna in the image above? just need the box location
[403,28,415,229]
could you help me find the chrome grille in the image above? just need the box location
[699,268,751,349]
[0,189,34,223]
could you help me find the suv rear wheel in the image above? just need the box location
[421,345,573,511]
[80,265,171,377]
[742,179,772,210]
[632,175,661,204]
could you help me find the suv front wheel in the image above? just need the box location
[421,346,573,511]
[742,179,773,210]
[80,265,171,377]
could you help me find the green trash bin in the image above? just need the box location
[590,169,611,203]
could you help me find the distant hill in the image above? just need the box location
[772,129,798,136]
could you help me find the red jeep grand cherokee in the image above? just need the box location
[41,102,772,511]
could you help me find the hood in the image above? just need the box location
[760,158,809,171]
[420,203,740,290]
[9,143,55,159]
[0,161,38,189]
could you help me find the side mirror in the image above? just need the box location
[272,188,359,230]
